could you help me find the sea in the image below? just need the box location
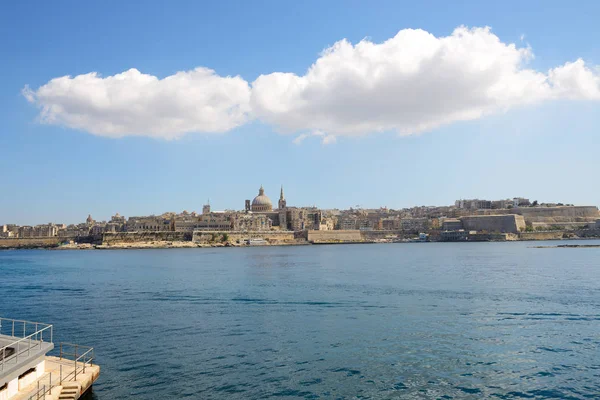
[1,241,599,399]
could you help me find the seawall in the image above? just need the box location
[193,230,297,244]
[0,237,64,248]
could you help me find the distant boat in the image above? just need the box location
[247,238,268,246]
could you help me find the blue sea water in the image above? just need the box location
[1,241,600,399]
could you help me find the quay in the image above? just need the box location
[0,318,99,400]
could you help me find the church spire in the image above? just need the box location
[278,185,287,209]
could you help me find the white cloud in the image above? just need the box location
[23,67,251,139]
[292,130,337,145]
[24,26,600,141]
[251,26,600,137]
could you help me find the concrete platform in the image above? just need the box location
[11,357,99,400]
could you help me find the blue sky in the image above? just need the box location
[1,0,599,225]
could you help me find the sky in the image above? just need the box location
[1,0,599,225]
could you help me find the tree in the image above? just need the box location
[222,233,229,242]
[532,200,538,206]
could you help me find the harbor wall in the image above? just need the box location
[461,215,526,233]
[308,230,362,243]
[102,231,191,244]
[0,237,63,248]
[192,230,296,244]
[476,206,599,223]
[360,230,404,240]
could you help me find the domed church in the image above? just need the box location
[251,185,273,212]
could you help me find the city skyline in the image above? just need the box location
[1,1,600,225]
[0,183,586,226]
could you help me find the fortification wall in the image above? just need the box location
[461,215,525,233]
[477,206,599,223]
[308,230,362,243]
[518,231,566,241]
[102,231,191,244]
[360,230,404,240]
[192,231,296,244]
[0,237,63,248]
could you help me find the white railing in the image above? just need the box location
[0,317,53,372]
[25,343,95,400]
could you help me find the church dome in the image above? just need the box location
[251,186,273,212]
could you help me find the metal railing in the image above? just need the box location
[24,343,95,400]
[58,342,95,382]
[27,371,54,400]
[0,317,53,372]
[1,317,95,400]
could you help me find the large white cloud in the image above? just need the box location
[24,26,600,140]
[251,26,600,136]
[23,67,251,139]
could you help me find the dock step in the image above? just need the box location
[58,383,81,400]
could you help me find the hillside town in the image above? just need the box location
[2,186,600,247]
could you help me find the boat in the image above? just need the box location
[0,317,99,400]
[247,238,268,246]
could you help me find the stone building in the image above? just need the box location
[455,199,492,210]
[196,213,232,231]
[126,216,173,232]
[242,185,299,230]
[110,213,126,225]
[231,213,272,231]
[17,226,34,238]
[400,218,430,233]
[442,219,463,231]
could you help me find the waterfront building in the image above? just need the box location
[126,216,173,232]
[442,219,463,231]
[440,229,469,241]
[400,218,430,234]
[0,226,15,238]
[195,212,232,231]
[17,226,33,238]
[0,317,99,399]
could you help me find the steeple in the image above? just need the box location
[259,185,264,196]
[278,185,287,209]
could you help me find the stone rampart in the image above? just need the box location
[0,237,64,248]
[477,206,599,223]
[360,230,404,240]
[518,231,566,241]
[102,231,191,244]
[192,230,296,244]
[461,215,526,233]
[308,230,362,243]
